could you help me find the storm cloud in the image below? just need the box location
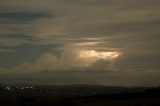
[0,0,160,86]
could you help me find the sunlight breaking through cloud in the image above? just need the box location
[78,50,121,60]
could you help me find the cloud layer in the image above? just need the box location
[0,0,160,86]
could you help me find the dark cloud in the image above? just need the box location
[0,34,33,39]
[0,12,52,21]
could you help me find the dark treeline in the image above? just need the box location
[0,86,160,106]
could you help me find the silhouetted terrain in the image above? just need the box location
[0,84,159,106]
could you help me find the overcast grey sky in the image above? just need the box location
[0,0,160,86]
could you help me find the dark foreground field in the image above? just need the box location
[0,85,160,106]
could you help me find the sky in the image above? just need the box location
[0,0,160,86]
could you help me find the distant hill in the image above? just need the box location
[0,84,148,96]
[0,84,159,106]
